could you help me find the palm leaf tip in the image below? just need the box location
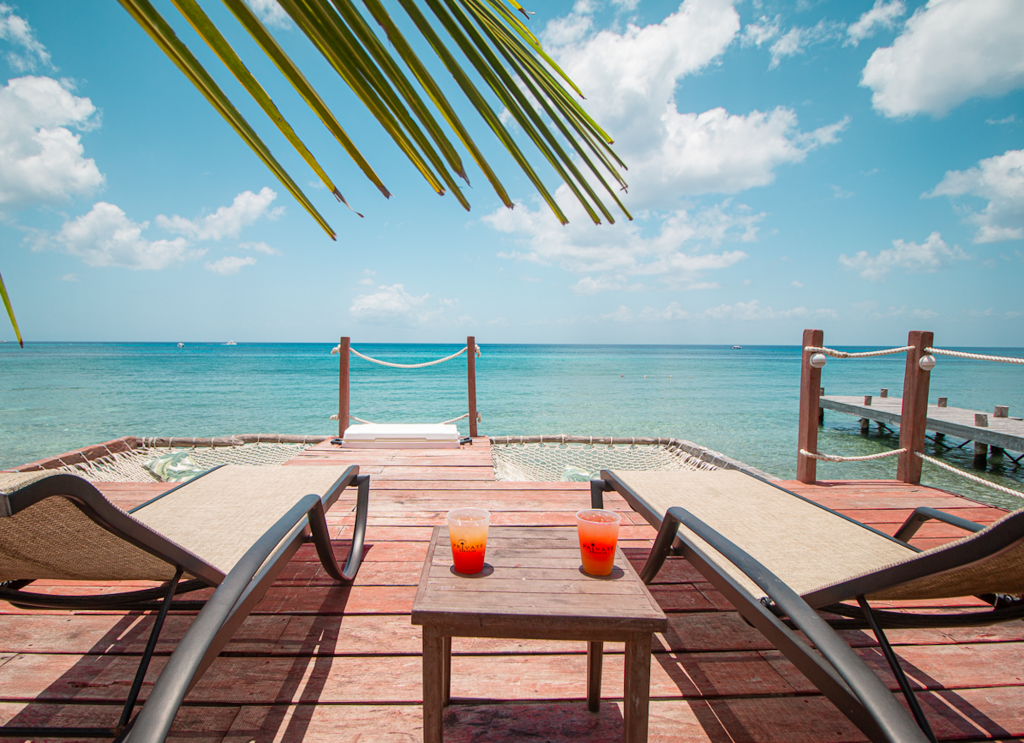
[0,270,24,348]
[333,188,365,218]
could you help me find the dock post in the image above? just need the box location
[338,336,350,439]
[797,329,824,484]
[467,336,478,438]
[897,330,933,484]
[860,418,870,435]
[974,442,989,469]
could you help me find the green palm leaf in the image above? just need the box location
[118,0,630,226]
[0,270,23,348]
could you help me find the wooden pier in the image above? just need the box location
[821,395,1024,466]
[2,438,1022,741]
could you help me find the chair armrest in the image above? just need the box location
[126,493,323,743]
[590,478,612,509]
[893,506,984,543]
[645,507,930,743]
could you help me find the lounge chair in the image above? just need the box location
[591,469,1024,743]
[0,464,370,742]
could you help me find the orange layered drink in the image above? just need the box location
[447,508,490,575]
[576,509,621,576]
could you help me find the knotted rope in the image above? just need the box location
[800,448,906,462]
[916,452,1024,498]
[804,346,914,359]
[331,344,481,368]
[925,348,1024,365]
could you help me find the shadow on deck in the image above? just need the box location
[1,439,1021,742]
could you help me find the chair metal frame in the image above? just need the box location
[0,465,370,741]
[592,470,1024,743]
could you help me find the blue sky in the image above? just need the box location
[0,0,1022,346]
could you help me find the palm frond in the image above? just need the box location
[0,271,24,348]
[120,0,630,226]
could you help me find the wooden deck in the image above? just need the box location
[2,438,1022,742]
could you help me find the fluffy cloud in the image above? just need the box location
[53,202,204,270]
[349,284,434,325]
[861,0,1024,118]
[0,4,52,71]
[0,76,103,208]
[839,232,969,280]
[846,0,905,46]
[486,0,845,290]
[487,198,755,290]
[246,0,291,29]
[205,256,257,275]
[927,149,1024,243]
[156,187,280,240]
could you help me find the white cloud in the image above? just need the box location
[791,280,804,287]
[58,272,77,282]
[638,301,690,321]
[986,115,1017,125]
[0,4,52,71]
[487,198,755,290]
[239,241,279,255]
[839,231,969,280]
[489,0,845,289]
[741,16,780,47]
[53,202,204,270]
[349,284,433,325]
[927,149,1024,243]
[768,21,843,69]
[846,0,905,46]
[245,0,291,29]
[156,187,280,240]
[602,305,634,322]
[861,0,1024,118]
[205,256,257,275]
[0,76,103,208]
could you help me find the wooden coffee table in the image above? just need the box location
[412,525,667,743]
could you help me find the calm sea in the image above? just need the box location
[2,342,1023,509]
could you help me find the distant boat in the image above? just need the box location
[177,342,185,348]
[225,341,237,346]
[732,345,742,350]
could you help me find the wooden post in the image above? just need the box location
[338,336,350,439]
[797,329,824,484]
[974,442,989,469]
[897,330,933,484]
[467,336,478,438]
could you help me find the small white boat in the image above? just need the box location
[177,342,185,348]
[732,345,742,350]
[225,341,237,346]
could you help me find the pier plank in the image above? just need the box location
[0,445,1018,742]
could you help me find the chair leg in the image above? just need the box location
[307,474,370,583]
[0,571,185,740]
[639,511,681,584]
[857,597,937,743]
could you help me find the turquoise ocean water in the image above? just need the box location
[2,342,1023,509]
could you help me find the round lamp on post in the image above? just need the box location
[918,355,936,371]
[809,353,828,369]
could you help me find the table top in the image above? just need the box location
[411,526,667,639]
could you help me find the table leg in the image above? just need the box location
[586,641,604,712]
[623,633,653,743]
[422,625,445,743]
[443,635,452,706]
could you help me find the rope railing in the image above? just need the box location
[916,452,1024,498]
[803,345,915,359]
[331,344,481,368]
[926,348,1024,365]
[799,448,906,462]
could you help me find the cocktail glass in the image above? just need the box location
[576,509,622,576]
[447,507,490,575]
